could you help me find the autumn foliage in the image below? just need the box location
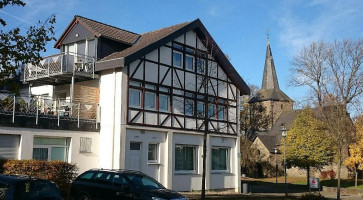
[2,160,78,199]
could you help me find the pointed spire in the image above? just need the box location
[262,37,280,90]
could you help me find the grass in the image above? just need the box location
[250,176,363,189]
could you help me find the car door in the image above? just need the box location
[109,173,138,200]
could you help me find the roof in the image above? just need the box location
[249,40,293,103]
[54,15,140,48]
[98,19,250,95]
[254,109,301,153]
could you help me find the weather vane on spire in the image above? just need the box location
[266,29,270,44]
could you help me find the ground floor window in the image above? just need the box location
[148,143,158,163]
[212,147,229,172]
[175,145,197,173]
[32,137,68,161]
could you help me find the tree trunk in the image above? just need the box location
[337,153,342,200]
[355,169,358,187]
[307,165,310,188]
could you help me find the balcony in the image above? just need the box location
[23,53,99,85]
[0,91,99,132]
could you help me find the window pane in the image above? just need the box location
[159,95,169,112]
[87,40,96,58]
[185,100,194,116]
[197,59,205,74]
[145,92,156,110]
[77,42,86,55]
[197,102,204,117]
[218,105,226,120]
[173,52,182,68]
[173,44,183,50]
[34,137,66,145]
[130,142,141,150]
[129,89,141,108]
[208,104,216,118]
[33,148,48,160]
[148,144,158,161]
[175,145,195,171]
[212,148,228,170]
[51,147,66,161]
[185,56,194,71]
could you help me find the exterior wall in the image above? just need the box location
[62,23,94,45]
[0,126,99,173]
[251,137,270,161]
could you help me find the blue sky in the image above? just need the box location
[2,0,363,110]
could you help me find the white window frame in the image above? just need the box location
[175,145,197,174]
[185,99,194,116]
[148,143,159,163]
[211,147,230,173]
[145,92,156,110]
[185,55,194,71]
[173,51,183,68]
[129,89,141,108]
[159,94,170,112]
[32,138,69,162]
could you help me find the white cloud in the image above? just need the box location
[276,0,363,55]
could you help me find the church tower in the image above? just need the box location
[249,38,293,130]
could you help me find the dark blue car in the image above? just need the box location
[70,169,187,200]
[0,174,62,200]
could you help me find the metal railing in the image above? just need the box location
[0,91,98,127]
[24,52,95,81]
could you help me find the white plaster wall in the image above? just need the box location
[99,69,123,169]
[0,127,99,174]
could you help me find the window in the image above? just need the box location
[145,84,156,90]
[197,58,205,74]
[185,99,194,116]
[175,145,196,172]
[80,137,92,153]
[130,142,141,150]
[218,105,226,120]
[148,144,158,163]
[197,102,204,117]
[208,104,216,118]
[129,89,141,108]
[159,94,170,112]
[130,81,141,87]
[173,43,183,50]
[145,92,156,110]
[159,87,170,93]
[185,55,194,71]
[173,51,182,68]
[186,47,195,54]
[212,147,229,171]
[32,137,68,161]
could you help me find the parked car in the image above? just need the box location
[70,169,188,200]
[0,174,62,200]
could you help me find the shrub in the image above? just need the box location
[321,170,336,180]
[0,158,8,173]
[3,160,78,199]
[300,192,327,200]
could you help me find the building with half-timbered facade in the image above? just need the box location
[0,16,249,191]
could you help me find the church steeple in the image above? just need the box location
[262,38,279,90]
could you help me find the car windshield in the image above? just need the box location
[14,180,61,200]
[126,174,164,190]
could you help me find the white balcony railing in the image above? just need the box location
[0,91,98,126]
[24,53,95,82]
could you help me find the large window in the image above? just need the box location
[175,145,196,173]
[145,92,156,110]
[185,55,194,71]
[197,102,205,117]
[129,89,141,108]
[148,143,158,163]
[33,137,68,161]
[173,51,182,68]
[159,94,170,112]
[218,105,226,120]
[208,104,216,119]
[185,99,194,116]
[212,147,229,171]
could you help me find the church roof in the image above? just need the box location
[249,39,293,103]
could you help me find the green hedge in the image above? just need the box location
[2,160,78,199]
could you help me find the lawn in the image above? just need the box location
[251,176,363,189]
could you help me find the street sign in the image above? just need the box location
[309,178,319,189]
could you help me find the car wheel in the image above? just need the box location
[78,194,91,200]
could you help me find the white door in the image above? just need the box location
[128,142,141,171]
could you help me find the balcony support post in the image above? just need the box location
[12,95,15,123]
[57,99,60,126]
[77,101,80,128]
[36,96,39,125]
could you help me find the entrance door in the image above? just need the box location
[128,142,141,171]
